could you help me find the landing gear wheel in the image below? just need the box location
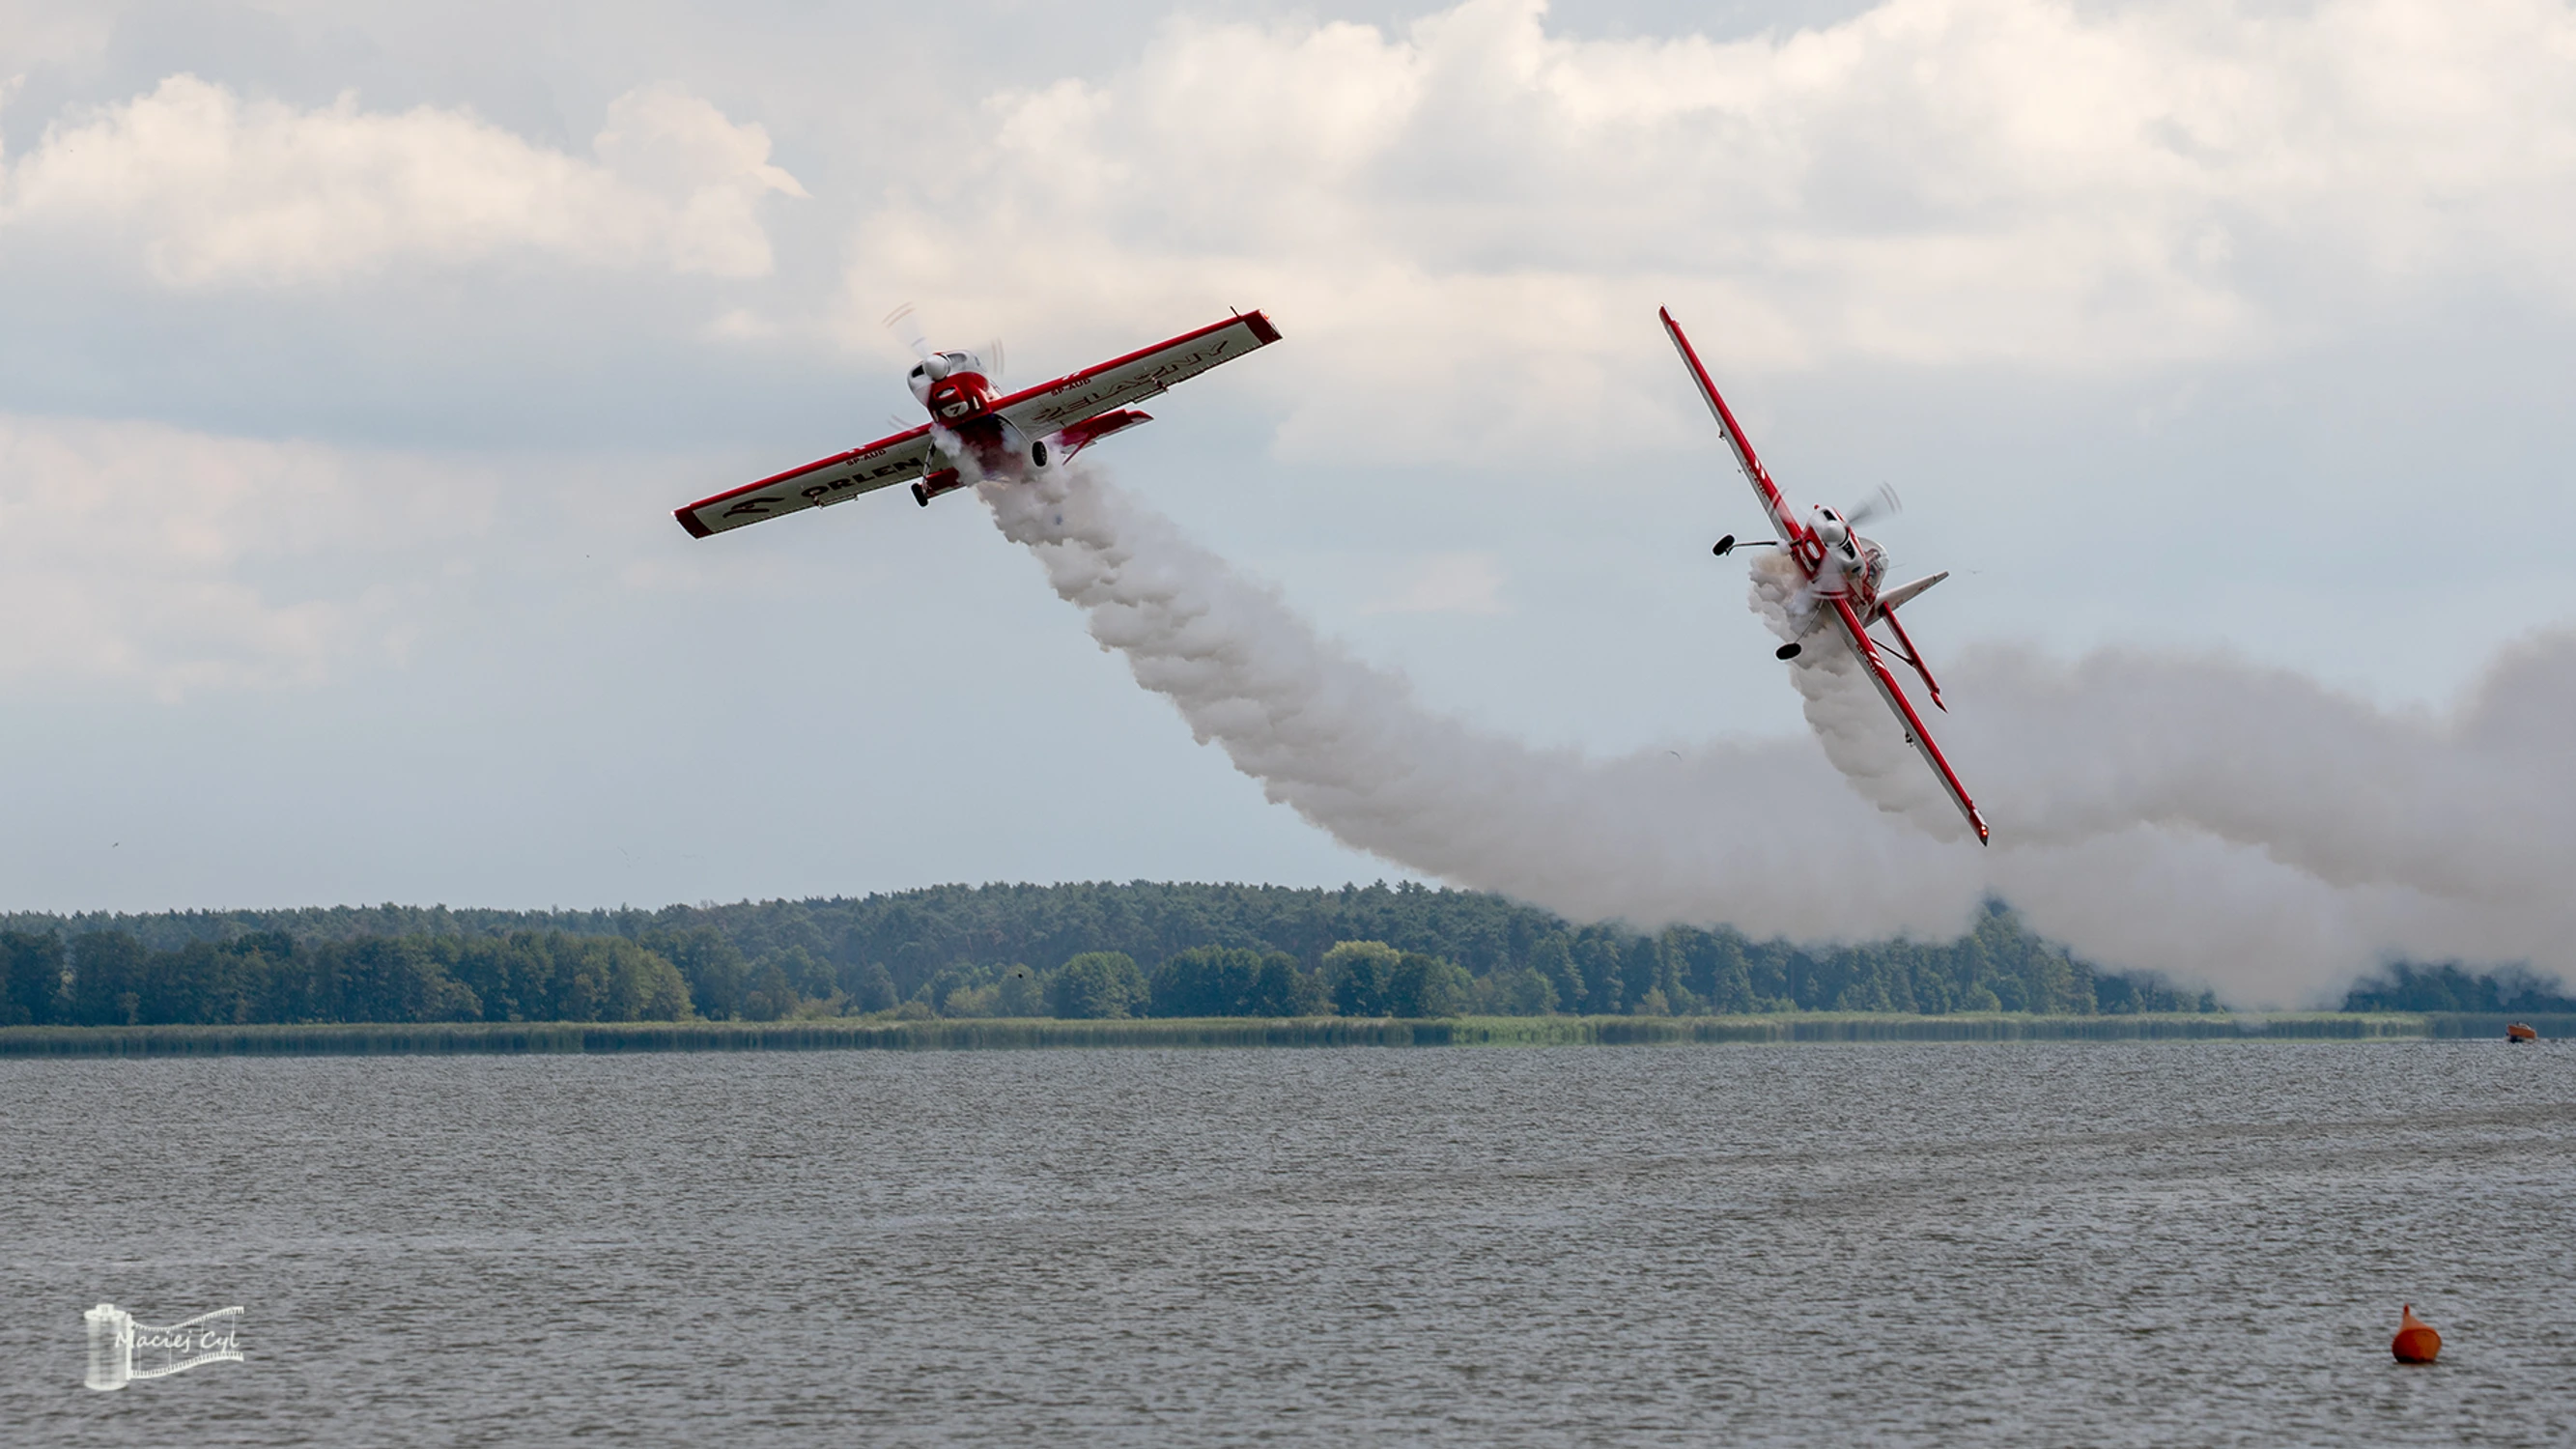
[1031,440,1050,468]
[1713,534,1736,557]
[1775,642,1802,661]
[911,482,930,507]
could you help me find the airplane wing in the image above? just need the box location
[995,312,1282,440]
[1828,596,1992,844]
[1660,307,1799,546]
[674,425,936,539]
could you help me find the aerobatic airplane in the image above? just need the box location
[1660,307,1991,845]
[673,309,1284,538]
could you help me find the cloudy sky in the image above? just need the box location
[4,0,2573,924]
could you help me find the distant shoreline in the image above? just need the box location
[4,1012,2567,1057]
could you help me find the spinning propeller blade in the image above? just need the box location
[884,304,932,362]
[1844,483,1901,528]
[885,305,1003,381]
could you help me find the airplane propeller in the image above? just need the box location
[885,303,953,382]
[1715,486,1899,557]
[885,303,933,361]
[1842,483,1901,528]
[885,304,1005,382]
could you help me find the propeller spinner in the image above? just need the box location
[887,304,1005,385]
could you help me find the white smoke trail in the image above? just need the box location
[983,463,2573,1005]
[1951,638,2576,998]
[1751,550,1966,840]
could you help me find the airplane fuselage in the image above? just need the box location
[906,353,1031,502]
[1790,506,1889,619]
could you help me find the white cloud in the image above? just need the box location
[0,75,806,285]
[1363,552,1509,615]
[839,0,2576,459]
[0,415,498,696]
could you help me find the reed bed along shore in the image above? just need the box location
[4,1012,2565,1057]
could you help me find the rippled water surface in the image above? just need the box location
[4,1042,2572,1445]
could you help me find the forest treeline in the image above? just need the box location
[2339,963,2576,1016]
[0,930,693,1029]
[2,882,2221,1027]
[0,879,2533,1028]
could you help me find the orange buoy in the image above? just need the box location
[2392,1304,2442,1364]
[2506,1022,2538,1042]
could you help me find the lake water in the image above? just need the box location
[3,1041,2571,1445]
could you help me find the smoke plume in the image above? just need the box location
[984,464,2571,1006]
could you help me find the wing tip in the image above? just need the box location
[674,508,713,540]
[1243,310,1283,346]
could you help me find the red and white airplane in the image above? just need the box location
[674,309,1285,538]
[1660,307,1991,845]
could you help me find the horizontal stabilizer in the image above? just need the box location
[1872,570,1947,618]
[1055,408,1152,459]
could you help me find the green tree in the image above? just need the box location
[1965,904,2092,1015]
[996,964,1047,1016]
[761,945,834,1001]
[1666,927,1754,1013]
[1386,952,1474,1017]
[328,938,481,1023]
[133,942,240,1024]
[0,932,64,1025]
[1651,927,1702,1014]
[844,959,899,1013]
[942,981,1001,1016]
[741,963,797,1021]
[454,935,529,1019]
[1149,946,1271,1016]
[1526,933,1582,1012]
[1051,952,1147,1019]
[432,934,686,1022]
[1475,964,1557,1015]
[66,934,153,1026]
[641,925,748,1019]
[1619,935,1664,1013]
[1574,931,1625,1016]
[1247,953,1327,1015]
[595,941,692,1021]
[1325,941,1402,1016]
[919,962,998,1016]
